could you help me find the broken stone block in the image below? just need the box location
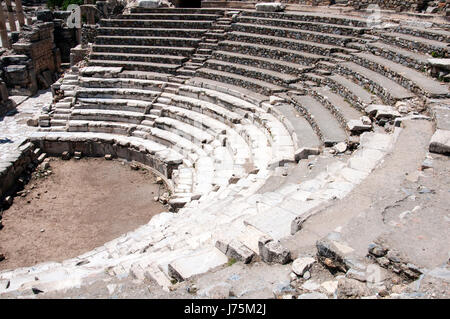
[429,129,450,155]
[368,243,388,257]
[292,256,316,276]
[333,142,347,154]
[337,277,370,299]
[215,239,254,264]
[365,104,400,121]
[61,151,71,160]
[346,268,367,282]
[255,2,286,12]
[259,237,291,264]
[295,147,320,161]
[316,232,356,272]
[26,117,39,127]
[269,95,284,105]
[297,292,328,299]
[37,153,47,163]
[36,10,54,22]
[321,280,338,295]
[347,119,371,133]
[138,0,163,8]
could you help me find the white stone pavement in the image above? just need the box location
[0,90,52,162]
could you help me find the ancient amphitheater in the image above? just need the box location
[0,0,449,299]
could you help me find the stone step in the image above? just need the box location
[241,9,368,28]
[97,27,208,38]
[237,15,366,36]
[366,41,430,71]
[133,127,207,161]
[353,52,450,98]
[228,31,343,56]
[177,84,257,114]
[70,109,145,124]
[89,52,188,65]
[393,25,450,43]
[212,50,313,76]
[199,42,218,50]
[78,77,166,90]
[275,102,322,153]
[68,120,137,135]
[76,97,153,113]
[29,131,184,168]
[92,44,196,56]
[335,61,416,104]
[196,67,285,96]
[121,13,221,21]
[49,119,67,126]
[187,76,268,105]
[232,22,353,47]
[177,68,196,76]
[311,86,370,134]
[380,31,448,57]
[290,94,348,146]
[160,92,243,126]
[161,105,252,166]
[326,74,379,111]
[89,59,180,73]
[197,48,213,55]
[76,88,160,101]
[168,247,228,282]
[100,19,214,29]
[154,116,215,145]
[128,8,224,15]
[205,59,300,86]
[95,36,202,47]
[218,40,327,65]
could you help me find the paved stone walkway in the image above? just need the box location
[0,90,52,162]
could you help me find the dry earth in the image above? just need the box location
[0,157,169,271]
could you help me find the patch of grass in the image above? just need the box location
[227,258,237,266]
[431,51,443,58]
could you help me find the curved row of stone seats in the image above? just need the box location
[379,30,449,58]
[92,45,196,57]
[97,27,208,38]
[128,7,225,15]
[239,9,369,28]
[310,86,371,134]
[286,94,348,147]
[232,22,354,47]
[185,76,323,159]
[211,51,314,77]
[203,58,302,87]
[195,67,285,95]
[64,75,247,201]
[365,41,430,72]
[226,31,344,56]
[217,40,326,66]
[318,59,418,105]
[100,19,214,29]
[392,25,450,43]
[236,15,367,36]
[58,68,298,205]
[348,52,449,98]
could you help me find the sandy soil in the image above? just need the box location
[0,157,169,271]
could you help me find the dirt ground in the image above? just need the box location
[0,157,169,271]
